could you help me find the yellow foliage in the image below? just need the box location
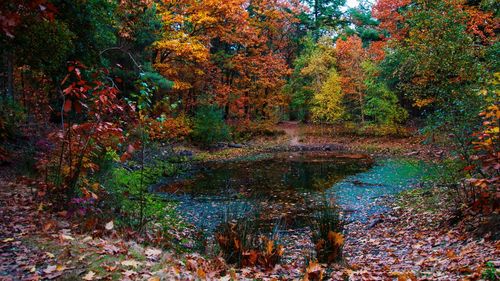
[311,69,344,123]
[413,97,435,108]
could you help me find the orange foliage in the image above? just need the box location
[372,0,411,41]
[154,0,302,119]
[147,116,192,142]
[335,35,367,121]
[459,4,498,45]
[467,101,500,214]
[366,40,387,61]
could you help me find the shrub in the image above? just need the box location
[362,60,408,126]
[101,163,183,234]
[191,105,230,146]
[147,114,192,143]
[311,199,345,264]
[481,261,499,281]
[215,218,284,268]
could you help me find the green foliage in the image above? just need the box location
[346,5,384,46]
[191,105,230,146]
[53,0,118,66]
[14,19,75,76]
[285,35,339,122]
[378,0,492,160]
[422,159,467,187]
[362,60,407,126]
[101,163,182,232]
[380,0,485,115]
[283,35,316,121]
[299,0,348,37]
[482,261,499,281]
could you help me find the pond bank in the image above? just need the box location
[1,170,497,280]
[3,125,493,280]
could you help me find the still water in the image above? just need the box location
[156,152,426,232]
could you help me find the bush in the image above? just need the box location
[362,60,408,126]
[147,115,192,143]
[215,218,284,268]
[311,199,345,264]
[191,105,230,146]
[100,163,184,235]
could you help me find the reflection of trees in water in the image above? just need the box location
[158,154,373,231]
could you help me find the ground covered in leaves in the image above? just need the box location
[1,171,498,280]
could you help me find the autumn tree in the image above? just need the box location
[310,69,344,123]
[284,35,340,121]
[154,0,302,120]
[335,35,366,122]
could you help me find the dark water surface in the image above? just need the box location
[155,152,426,232]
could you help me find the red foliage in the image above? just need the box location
[37,62,130,199]
[155,0,302,120]
[467,103,500,214]
[372,0,411,40]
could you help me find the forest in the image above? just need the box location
[0,0,498,280]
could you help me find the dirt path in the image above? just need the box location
[278,121,302,146]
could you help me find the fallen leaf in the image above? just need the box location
[60,234,74,241]
[121,259,141,268]
[82,271,95,280]
[44,265,57,274]
[145,248,162,260]
[105,221,114,230]
[45,252,55,258]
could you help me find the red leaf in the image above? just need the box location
[63,100,72,112]
[463,165,475,171]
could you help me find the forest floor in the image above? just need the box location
[0,124,498,280]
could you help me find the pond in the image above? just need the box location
[155,152,428,234]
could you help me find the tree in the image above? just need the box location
[284,35,338,121]
[154,0,302,120]
[335,35,366,122]
[362,60,407,125]
[300,0,348,37]
[310,69,344,123]
[372,0,410,41]
[346,2,384,47]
